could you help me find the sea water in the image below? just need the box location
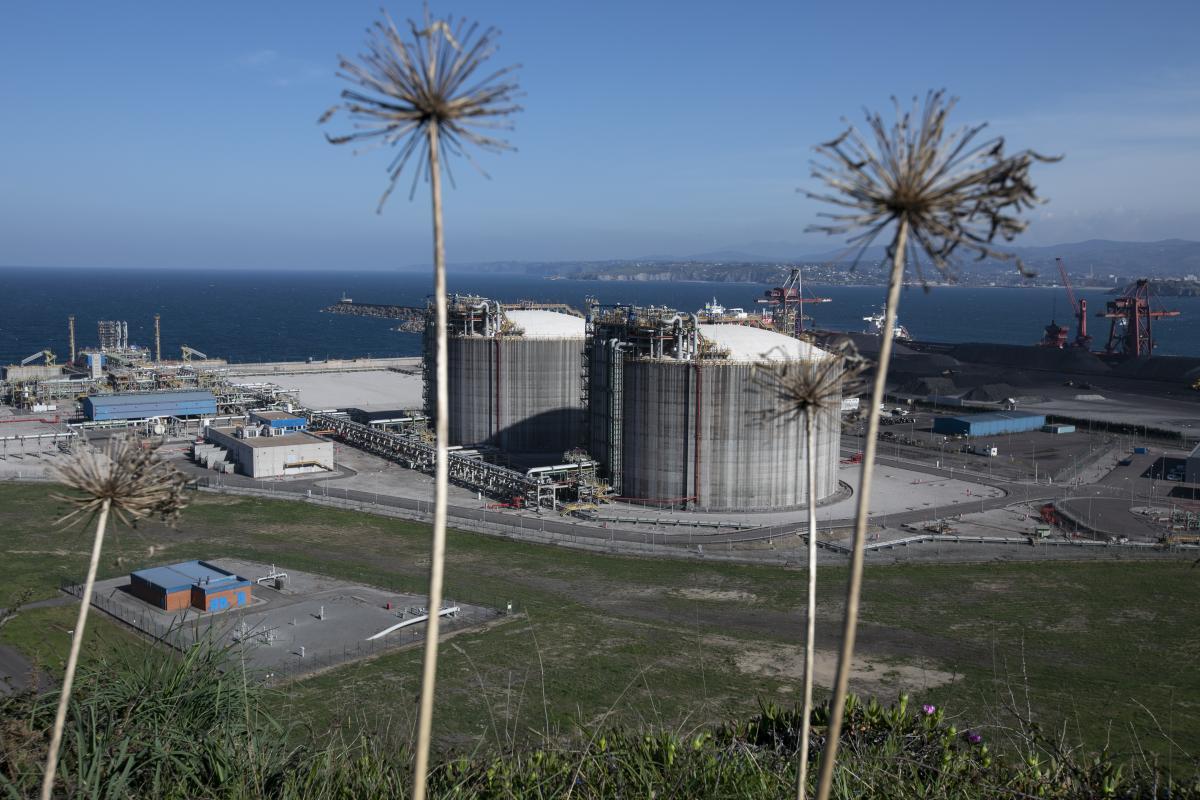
[1,266,1198,364]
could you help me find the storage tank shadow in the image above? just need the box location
[425,296,586,458]
[587,304,841,511]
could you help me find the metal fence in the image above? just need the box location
[61,576,506,685]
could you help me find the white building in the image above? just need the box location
[204,412,333,478]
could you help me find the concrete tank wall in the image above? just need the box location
[618,360,840,511]
[444,336,585,453]
[586,337,620,487]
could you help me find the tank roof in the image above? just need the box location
[698,324,829,362]
[506,309,585,339]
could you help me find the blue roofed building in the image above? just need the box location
[932,411,1047,437]
[129,560,252,612]
[83,390,217,421]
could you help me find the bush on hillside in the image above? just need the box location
[1,643,1196,798]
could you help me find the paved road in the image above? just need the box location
[181,452,1091,552]
[172,425,1177,554]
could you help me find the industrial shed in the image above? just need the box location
[129,560,252,612]
[932,411,1047,437]
[205,424,333,478]
[83,390,217,421]
[1187,442,1200,484]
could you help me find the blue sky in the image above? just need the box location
[1,0,1198,269]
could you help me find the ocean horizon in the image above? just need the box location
[2,266,1198,364]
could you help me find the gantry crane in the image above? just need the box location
[758,267,831,335]
[1098,279,1180,358]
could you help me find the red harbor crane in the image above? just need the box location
[1098,279,1180,358]
[1039,257,1091,349]
[758,267,830,335]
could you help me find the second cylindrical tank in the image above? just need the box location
[590,316,841,511]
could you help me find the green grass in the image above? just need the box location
[0,481,1196,763]
[0,605,144,677]
[9,644,1194,799]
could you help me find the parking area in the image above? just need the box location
[850,409,1123,484]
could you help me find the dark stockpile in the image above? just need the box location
[903,376,957,395]
[961,383,1019,402]
[949,343,1111,375]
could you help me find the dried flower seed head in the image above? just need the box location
[754,339,868,421]
[53,437,190,528]
[320,7,522,210]
[806,90,1060,282]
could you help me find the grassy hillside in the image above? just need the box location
[0,482,1195,762]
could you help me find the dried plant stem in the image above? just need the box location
[41,498,111,800]
[815,218,909,800]
[796,411,818,800]
[412,123,449,800]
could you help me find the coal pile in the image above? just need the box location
[961,383,1019,402]
[949,343,1111,375]
[903,376,957,395]
[1107,355,1200,384]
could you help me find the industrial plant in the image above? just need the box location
[2,276,1198,547]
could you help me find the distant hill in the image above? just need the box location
[446,239,1200,282]
[793,239,1200,276]
[997,239,1200,277]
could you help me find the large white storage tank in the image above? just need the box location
[589,309,841,511]
[427,298,586,455]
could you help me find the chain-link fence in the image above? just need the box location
[61,576,509,684]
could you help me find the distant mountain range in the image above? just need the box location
[679,239,1200,276]
[455,239,1200,282]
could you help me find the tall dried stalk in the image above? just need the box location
[320,11,520,800]
[40,438,188,800]
[755,342,865,800]
[804,91,1058,800]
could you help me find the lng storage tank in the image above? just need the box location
[586,304,842,511]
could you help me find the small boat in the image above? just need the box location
[862,308,911,341]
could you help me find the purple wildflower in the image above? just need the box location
[922,704,937,716]
[966,731,983,745]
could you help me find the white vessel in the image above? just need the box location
[701,297,748,319]
[862,308,912,341]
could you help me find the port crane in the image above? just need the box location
[180,345,208,363]
[1098,279,1180,358]
[758,267,830,335]
[1040,257,1091,348]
